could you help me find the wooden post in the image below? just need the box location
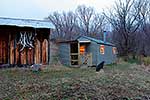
[0,41,1,63]
[14,37,16,64]
[33,28,36,64]
[40,41,42,64]
[8,33,11,64]
[34,39,41,64]
[41,39,48,65]
[18,44,21,65]
[48,29,51,64]
[78,42,80,65]
[90,53,92,66]
[1,40,5,63]
[26,48,28,65]
[33,47,35,64]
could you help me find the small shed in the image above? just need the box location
[58,36,117,66]
[0,17,55,66]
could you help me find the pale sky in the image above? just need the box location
[0,0,115,20]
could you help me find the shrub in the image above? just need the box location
[143,57,150,66]
[127,58,140,64]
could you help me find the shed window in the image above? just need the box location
[100,45,105,54]
[80,46,85,54]
[112,47,117,54]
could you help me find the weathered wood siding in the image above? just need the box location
[50,41,59,64]
[59,43,70,65]
[34,39,41,64]
[58,37,117,66]
[20,49,26,64]
[0,39,8,64]
[79,37,117,65]
[97,45,117,64]
[9,38,49,65]
[10,40,14,64]
[87,41,99,65]
[42,39,48,64]
[0,26,51,65]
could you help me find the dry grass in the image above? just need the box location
[0,63,150,100]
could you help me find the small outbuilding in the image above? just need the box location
[58,36,117,66]
[0,17,55,66]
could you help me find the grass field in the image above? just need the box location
[0,63,150,100]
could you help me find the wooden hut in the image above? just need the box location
[0,17,54,66]
[58,36,117,66]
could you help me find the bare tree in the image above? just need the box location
[47,11,78,40]
[90,13,105,37]
[61,12,78,40]
[47,5,106,40]
[136,0,150,56]
[47,12,63,39]
[104,0,146,59]
[76,5,95,35]
[76,5,106,38]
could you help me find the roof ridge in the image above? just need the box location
[0,17,55,29]
[79,35,115,46]
[82,35,104,42]
[0,17,49,22]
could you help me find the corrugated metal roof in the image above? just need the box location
[78,36,115,46]
[0,17,55,29]
[58,36,115,46]
[77,37,91,43]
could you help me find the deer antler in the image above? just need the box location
[18,32,36,52]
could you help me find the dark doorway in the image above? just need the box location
[70,42,78,65]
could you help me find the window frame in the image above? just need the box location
[112,47,117,54]
[100,45,105,54]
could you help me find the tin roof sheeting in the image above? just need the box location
[77,36,114,46]
[77,37,91,43]
[58,36,115,46]
[0,17,55,29]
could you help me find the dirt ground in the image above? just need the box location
[0,62,150,100]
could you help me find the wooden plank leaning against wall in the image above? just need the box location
[0,30,9,64]
[0,25,52,65]
[9,28,50,65]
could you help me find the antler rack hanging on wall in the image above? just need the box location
[17,32,37,52]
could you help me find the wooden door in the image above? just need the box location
[70,42,79,65]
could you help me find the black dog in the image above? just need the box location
[96,61,105,72]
